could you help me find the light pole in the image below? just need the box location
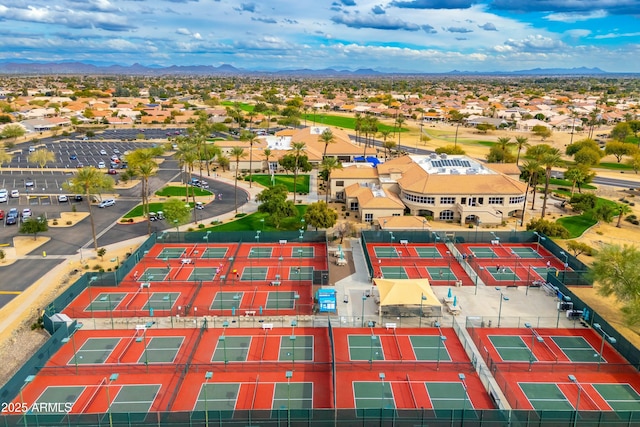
[524,322,543,371]
[290,335,296,368]
[559,251,569,271]
[370,335,378,366]
[298,249,303,286]
[106,373,119,427]
[361,294,367,327]
[533,231,546,254]
[249,249,254,285]
[475,219,481,243]
[62,323,83,374]
[260,218,265,230]
[88,276,97,328]
[436,335,447,371]
[204,371,213,427]
[285,370,293,426]
[432,232,440,258]
[593,323,617,371]
[568,375,582,427]
[390,232,395,246]
[495,287,509,328]
[422,219,427,232]
[255,231,261,258]
[379,372,386,412]
[458,373,467,425]
[107,293,114,329]
[173,219,179,241]
[221,321,229,368]
[19,375,35,427]
[446,251,452,285]
[419,293,427,327]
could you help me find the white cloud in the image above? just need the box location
[545,10,607,22]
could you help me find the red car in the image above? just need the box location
[108,169,118,175]
[0,210,4,220]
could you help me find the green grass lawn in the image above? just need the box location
[556,215,597,238]
[123,202,194,218]
[155,186,212,197]
[597,162,633,171]
[301,114,403,133]
[205,205,307,232]
[247,174,310,193]
[220,101,254,112]
[549,178,596,190]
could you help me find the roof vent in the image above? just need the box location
[430,153,438,159]
[440,153,447,159]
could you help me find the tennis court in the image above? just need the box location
[348,335,384,361]
[510,247,542,259]
[141,292,180,310]
[291,246,315,258]
[409,336,452,362]
[426,267,458,282]
[193,383,239,411]
[374,247,398,258]
[137,337,184,364]
[519,383,574,411]
[188,267,218,281]
[415,247,442,258]
[210,292,244,310]
[551,336,601,363]
[241,266,269,281]
[202,247,228,258]
[248,247,273,258]
[138,267,171,282]
[265,291,298,309]
[593,384,640,411]
[157,248,186,259]
[289,266,314,280]
[426,382,470,410]
[87,293,127,311]
[484,267,519,282]
[31,385,85,413]
[273,382,313,409]
[469,247,497,259]
[69,338,120,365]
[213,336,251,362]
[353,381,395,409]
[109,384,161,414]
[380,266,408,279]
[279,335,314,361]
[489,335,536,362]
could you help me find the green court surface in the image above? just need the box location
[292,246,315,258]
[210,292,244,310]
[551,336,600,363]
[374,247,398,258]
[426,382,469,410]
[486,267,519,281]
[381,266,408,279]
[409,336,452,361]
[139,267,171,282]
[469,247,497,258]
[188,267,218,281]
[141,292,180,310]
[202,247,228,258]
[509,247,542,259]
[415,247,442,258]
[489,335,536,362]
[279,335,314,361]
[353,381,395,409]
[213,336,251,362]
[533,267,552,278]
[87,293,127,311]
[157,248,186,259]
[194,383,240,411]
[273,382,313,410]
[519,383,574,411]
[137,337,184,364]
[241,266,268,281]
[289,266,314,280]
[348,335,384,361]
[426,267,457,281]
[70,338,120,365]
[593,384,640,411]
[109,384,160,414]
[249,247,273,258]
[33,386,85,413]
[266,291,297,309]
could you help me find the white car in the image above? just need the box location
[10,190,19,198]
[100,149,108,155]
[97,161,106,169]
[98,199,115,208]
[113,149,120,154]
[0,189,7,203]
[110,155,119,161]
[21,208,32,218]
[58,195,68,202]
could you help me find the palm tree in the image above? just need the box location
[64,167,114,253]
[449,110,465,148]
[395,115,406,152]
[379,129,392,159]
[127,148,160,234]
[514,136,530,166]
[290,142,306,204]
[540,150,564,218]
[230,146,247,213]
[615,203,633,227]
[519,159,540,225]
[240,131,260,188]
[321,157,342,203]
[319,128,335,158]
[263,148,272,173]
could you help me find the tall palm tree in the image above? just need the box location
[319,128,335,158]
[540,149,564,218]
[395,115,406,152]
[240,131,260,188]
[290,141,306,204]
[174,142,199,203]
[64,167,114,253]
[379,129,392,159]
[354,112,363,145]
[230,146,247,213]
[321,157,342,203]
[127,148,160,234]
[519,159,540,226]
[615,203,633,228]
[263,148,272,173]
[514,136,530,166]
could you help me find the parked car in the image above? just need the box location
[0,210,4,220]
[58,195,68,202]
[195,202,204,210]
[73,195,83,202]
[98,199,115,208]
[21,208,32,218]
[97,161,106,169]
[5,215,16,225]
[100,149,108,155]
[113,149,120,154]
[7,208,18,218]
[29,146,36,152]
[110,155,119,161]
[69,154,77,160]
[10,190,19,198]
[0,189,7,203]
[25,179,34,188]
[108,169,118,175]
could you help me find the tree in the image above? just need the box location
[162,197,192,227]
[230,146,247,213]
[263,148,272,172]
[539,149,563,218]
[588,203,615,223]
[395,115,406,151]
[240,130,260,188]
[566,241,595,258]
[626,152,640,173]
[97,248,107,261]
[475,123,495,134]
[320,157,342,203]
[64,167,114,253]
[0,124,26,143]
[574,148,602,167]
[610,122,632,142]
[435,145,466,155]
[614,203,633,228]
[519,159,542,222]
[280,141,312,204]
[28,149,56,168]
[525,217,570,239]
[564,165,594,194]
[319,128,335,158]
[19,216,48,240]
[255,184,296,229]
[514,136,530,166]
[378,129,393,159]
[0,150,12,168]
[605,141,636,163]
[334,221,354,244]
[127,148,160,234]
[486,145,516,163]
[569,193,598,213]
[449,110,465,148]
[589,244,640,326]
[299,198,337,228]
[532,125,552,140]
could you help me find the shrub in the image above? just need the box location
[66,221,72,225]
[198,224,205,229]
[52,220,58,225]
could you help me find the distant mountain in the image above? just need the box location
[0,61,615,76]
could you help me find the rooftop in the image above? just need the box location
[410,154,495,176]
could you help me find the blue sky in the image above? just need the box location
[0,0,639,72]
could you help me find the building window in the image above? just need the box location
[402,192,434,204]
[392,213,401,217]
[364,213,373,222]
[336,181,344,187]
[488,197,504,205]
[350,202,359,211]
[509,196,525,204]
[439,210,454,220]
[440,197,456,205]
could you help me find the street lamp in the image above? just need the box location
[204,371,213,427]
[419,293,427,327]
[19,375,35,427]
[568,375,582,427]
[431,232,440,258]
[593,323,617,371]
[290,335,296,368]
[458,373,467,425]
[260,218,265,230]
[422,219,427,231]
[446,251,452,285]
[475,219,481,243]
[495,287,509,328]
[533,231,546,254]
[369,335,378,365]
[173,219,179,241]
[106,373,119,427]
[62,323,83,374]
[221,321,229,368]
[88,276,98,328]
[389,231,395,245]
[524,322,543,371]
[298,249,303,286]
[361,294,367,327]
[559,251,569,271]
[436,335,447,371]
[285,370,293,426]
[249,249,254,285]
[379,372,386,411]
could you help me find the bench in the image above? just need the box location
[245,310,256,316]
[262,323,273,330]
[385,322,397,330]
[491,239,500,246]
[181,258,193,264]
